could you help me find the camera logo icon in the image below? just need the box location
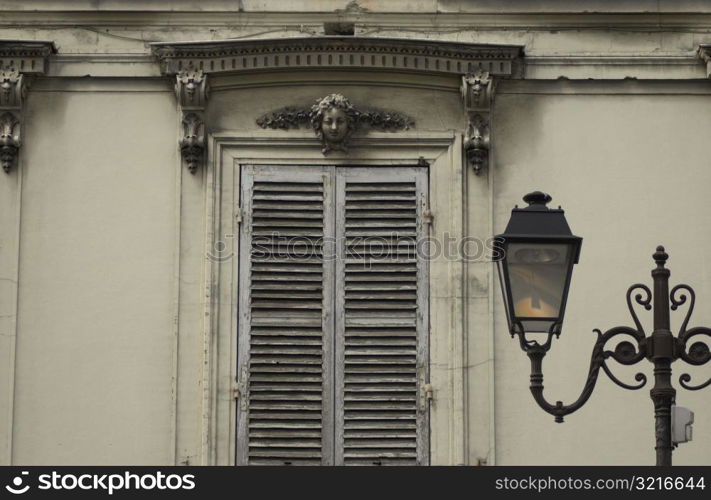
[5,471,30,495]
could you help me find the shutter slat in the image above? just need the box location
[346,194,417,200]
[248,450,322,458]
[346,275,417,282]
[345,319,416,328]
[343,413,416,420]
[346,202,417,209]
[345,392,416,399]
[345,230,416,237]
[249,422,323,429]
[249,366,323,373]
[252,202,323,210]
[251,384,323,392]
[251,338,323,346]
[249,411,322,419]
[343,451,418,458]
[253,193,324,201]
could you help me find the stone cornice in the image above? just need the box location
[151,37,524,78]
[0,40,57,74]
[4,13,711,31]
[4,0,711,13]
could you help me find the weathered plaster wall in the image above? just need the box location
[11,83,179,464]
[493,86,711,465]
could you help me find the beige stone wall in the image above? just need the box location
[11,84,179,464]
[1,0,710,465]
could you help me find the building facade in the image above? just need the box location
[1,0,710,465]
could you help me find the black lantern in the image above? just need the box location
[494,191,582,336]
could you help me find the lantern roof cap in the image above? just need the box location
[522,191,552,209]
[496,191,583,262]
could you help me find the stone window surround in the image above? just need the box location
[147,36,523,464]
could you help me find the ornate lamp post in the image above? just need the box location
[494,192,711,466]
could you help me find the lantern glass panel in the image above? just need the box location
[507,242,572,332]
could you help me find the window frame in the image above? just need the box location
[187,130,472,465]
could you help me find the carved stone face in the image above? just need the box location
[321,108,349,144]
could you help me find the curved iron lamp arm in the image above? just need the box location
[671,284,711,390]
[676,326,711,390]
[521,325,646,423]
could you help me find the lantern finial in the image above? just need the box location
[653,245,668,268]
[523,191,552,207]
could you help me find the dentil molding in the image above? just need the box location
[152,36,523,78]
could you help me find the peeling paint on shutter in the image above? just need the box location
[335,167,430,466]
[236,165,334,466]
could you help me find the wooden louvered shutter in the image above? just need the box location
[236,165,334,465]
[334,167,429,466]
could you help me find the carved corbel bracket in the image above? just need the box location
[0,40,55,173]
[179,113,205,174]
[698,45,711,78]
[0,111,20,174]
[0,68,25,173]
[461,70,495,175]
[0,69,24,173]
[175,69,210,174]
[0,68,25,110]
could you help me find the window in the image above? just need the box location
[236,165,429,465]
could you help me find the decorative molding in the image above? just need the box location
[175,69,209,110]
[461,70,495,175]
[698,44,711,78]
[0,112,20,173]
[0,41,55,173]
[0,65,27,173]
[179,112,205,174]
[256,107,310,130]
[174,69,210,174]
[151,36,524,78]
[154,37,519,174]
[0,40,55,75]
[257,93,414,154]
[0,68,24,110]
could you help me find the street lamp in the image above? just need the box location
[495,191,711,466]
[494,191,582,337]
